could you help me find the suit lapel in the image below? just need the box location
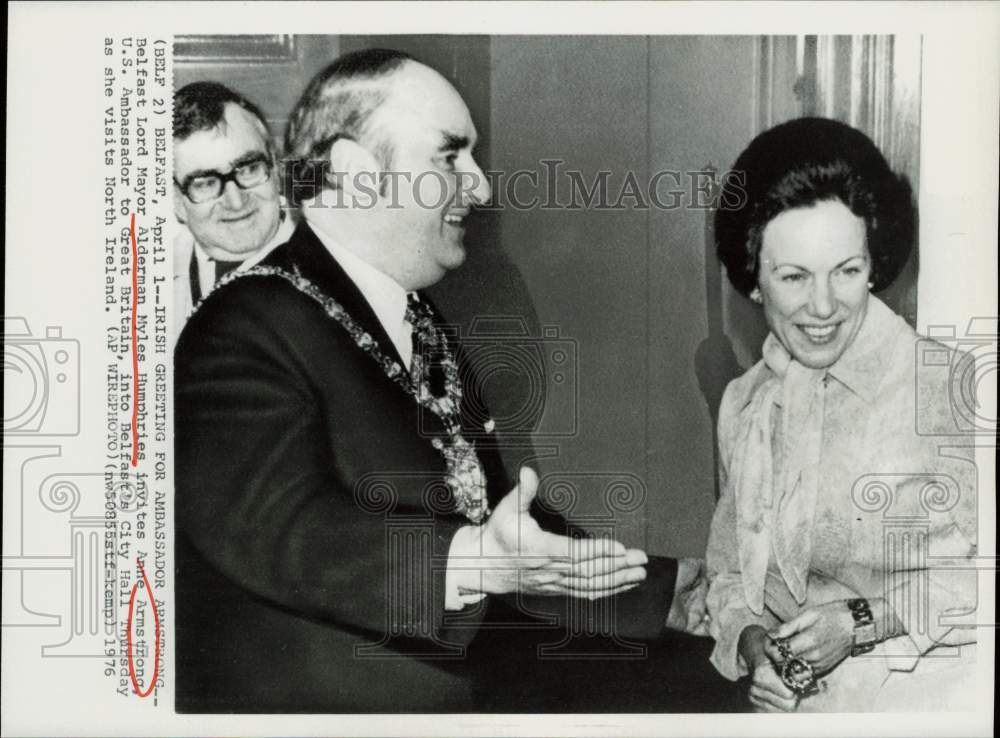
[268,224,452,439]
[278,222,407,369]
[264,222,510,503]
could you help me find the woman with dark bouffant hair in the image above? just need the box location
[705,117,977,712]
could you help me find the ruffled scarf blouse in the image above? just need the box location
[728,295,907,615]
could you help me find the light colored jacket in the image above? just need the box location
[706,296,979,710]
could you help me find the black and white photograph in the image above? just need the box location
[3,3,996,736]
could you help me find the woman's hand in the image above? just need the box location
[739,625,798,712]
[769,601,854,676]
[665,558,710,635]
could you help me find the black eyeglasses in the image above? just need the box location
[175,156,273,204]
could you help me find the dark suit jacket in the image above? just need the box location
[174,222,680,713]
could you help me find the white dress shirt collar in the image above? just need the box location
[191,240,218,299]
[309,222,414,366]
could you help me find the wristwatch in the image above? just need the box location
[847,598,876,656]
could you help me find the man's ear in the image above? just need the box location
[173,184,188,224]
[326,138,382,208]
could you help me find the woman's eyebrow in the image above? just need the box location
[834,254,869,268]
[764,259,804,270]
[765,254,868,271]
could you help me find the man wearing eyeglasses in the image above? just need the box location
[171,82,295,333]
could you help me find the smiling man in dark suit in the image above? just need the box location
[171,82,295,334]
[174,48,730,714]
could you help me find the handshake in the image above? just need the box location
[448,467,710,636]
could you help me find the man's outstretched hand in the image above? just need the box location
[449,467,648,599]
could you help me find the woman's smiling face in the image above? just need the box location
[757,199,872,369]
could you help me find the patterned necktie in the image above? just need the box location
[189,250,203,303]
[404,293,487,523]
[405,293,447,397]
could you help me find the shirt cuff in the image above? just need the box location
[444,524,488,611]
[709,607,777,681]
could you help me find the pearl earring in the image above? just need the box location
[750,288,762,304]
[867,282,874,289]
